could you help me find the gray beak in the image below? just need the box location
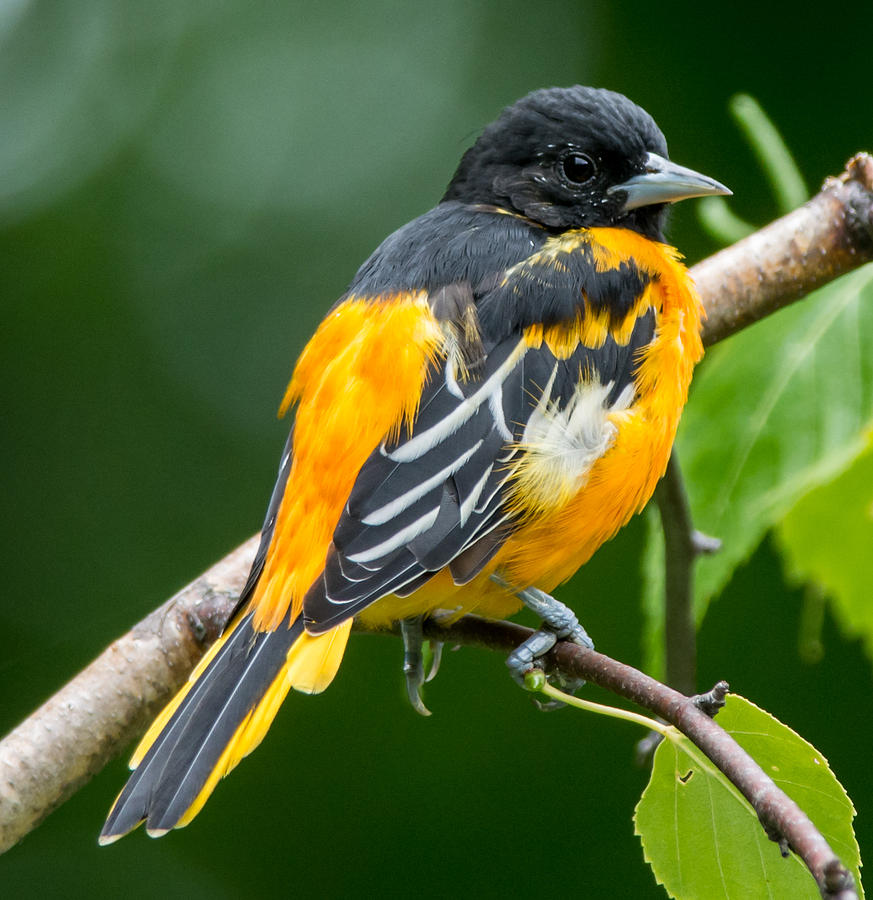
[610,152,731,211]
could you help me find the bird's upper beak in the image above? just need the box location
[610,152,731,211]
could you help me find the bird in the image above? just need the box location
[99,84,729,843]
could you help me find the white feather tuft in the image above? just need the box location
[518,377,635,507]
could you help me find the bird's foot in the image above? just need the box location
[493,577,594,708]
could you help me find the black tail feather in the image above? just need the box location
[100,612,304,841]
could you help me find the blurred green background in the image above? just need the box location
[2,1,871,896]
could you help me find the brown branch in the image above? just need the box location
[363,616,856,896]
[696,153,873,346]
[654,454,702,694]
[0,536,258,854]
[1,154,872,891]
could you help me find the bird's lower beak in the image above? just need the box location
[610,152,731,211]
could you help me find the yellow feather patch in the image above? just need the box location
[284,619,353,694]
[515,228,683,357]
[612,282,659,346]
[576,306,609,349]
[507,376,635,515]
[253,294,444,632]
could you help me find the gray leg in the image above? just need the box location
[400,616,432,717]
[514,585,593,650]
[493,576,594,696]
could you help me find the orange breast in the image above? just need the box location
[493,227,703,597]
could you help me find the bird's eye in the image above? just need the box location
[559,152,596,185]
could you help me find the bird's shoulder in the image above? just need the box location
[346,201,547,305]
[345,202,676,350]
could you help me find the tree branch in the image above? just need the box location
[419,620,856,898]
[696,153,873,346]
[2,155,872,895]
[0,537,258,854]
[654,452,722,695]
[548,638,856,899]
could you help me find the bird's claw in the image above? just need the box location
[495,576,593,708]
[400,616,432,716]
[424,640,443,683]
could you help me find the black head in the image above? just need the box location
[443,86,729,240]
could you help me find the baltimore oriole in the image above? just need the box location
[100,85,729,842]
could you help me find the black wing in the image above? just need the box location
[302,307,655,633]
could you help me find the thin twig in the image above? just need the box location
[655,454,702,695]
[654,452,722,694]
[696,153,873,346]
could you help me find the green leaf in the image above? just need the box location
[674,263,873,614]
[728,94,808,214]
[635,695,862,899]
[696,94,807,246]
[777,438,873,657]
